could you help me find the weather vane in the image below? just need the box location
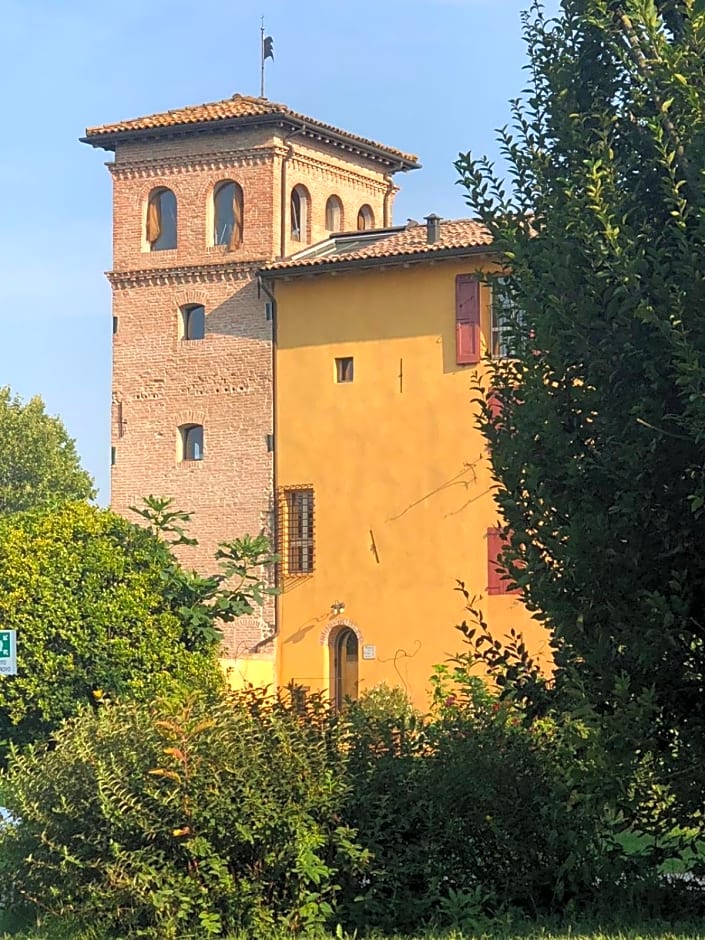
[260,17,274,98]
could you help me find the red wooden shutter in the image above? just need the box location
[456,275,481,365]
[487,526,522,595]
[487,526,503,594]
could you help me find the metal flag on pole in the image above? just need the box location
[260,17,274,98]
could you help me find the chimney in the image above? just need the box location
[425,213,441,244]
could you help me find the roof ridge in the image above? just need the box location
[262,218,493,275]
[82,93,419,167]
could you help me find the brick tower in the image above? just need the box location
[82,94,418,665]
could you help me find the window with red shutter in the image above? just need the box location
[487,526,521,595]
[455,275,481,365]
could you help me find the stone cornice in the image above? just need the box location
[107,144,388,191]
[107,260,262,288]
[288,150,388,191]
[109,147,276,180]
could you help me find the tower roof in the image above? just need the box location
[82,93,419,171]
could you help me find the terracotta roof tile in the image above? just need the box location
[84,93,418,166]
[262,219,493,275]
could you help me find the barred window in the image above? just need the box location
[285,488,314,574]
[491,277,523,359]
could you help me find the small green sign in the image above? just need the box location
[0,630,17,675]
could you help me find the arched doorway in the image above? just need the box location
[333,628,359,709]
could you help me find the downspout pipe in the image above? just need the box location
[257,274,281,659]
[383,160,406,227]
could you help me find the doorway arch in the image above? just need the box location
[332,627,359,709]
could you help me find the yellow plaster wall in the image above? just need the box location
[273,258,550,709]
[221,656,275,691]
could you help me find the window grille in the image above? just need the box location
[283,488,314,575]
[491,278,523,359]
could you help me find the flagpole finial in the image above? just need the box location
[260,22,274,98]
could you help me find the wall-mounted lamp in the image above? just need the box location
[330,600,346,617]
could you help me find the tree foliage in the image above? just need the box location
[456,0,705,814]
[0,500,275,751]
[0,387,94,514]
[0,689,365,939]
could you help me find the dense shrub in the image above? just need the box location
[0,688,365,939]
[336,674,617,933]
[1,670,697,937]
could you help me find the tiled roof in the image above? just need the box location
[83,93,418,167]
[262,219,493,275]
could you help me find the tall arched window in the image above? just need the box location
[146,187,177,251]
[357,204,374,232]
[333,628,359,709]
[179,424,203,461]
[181,304,205,341]
[291,185,310,242]
[213,181,244,249]
[325,195,343,233]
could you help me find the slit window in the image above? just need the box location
[335,357,354,383]
[284,488,314,574]
[213,181,244,249]
[146,187,177,251]
[181,304,205,341]
[180,424,204,462]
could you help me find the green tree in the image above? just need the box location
[456,0,705,815]
[0,500,275,751]
[0,387,94,514]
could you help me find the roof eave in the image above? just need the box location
[80,112,420,170]
[260,244,497,280]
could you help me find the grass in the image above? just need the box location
[0,918,703,940]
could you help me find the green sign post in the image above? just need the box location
[0,631,17,676]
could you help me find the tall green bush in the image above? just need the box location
[0,689,366,939]
[337,675,617,933]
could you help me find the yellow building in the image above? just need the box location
[261,217,548,708]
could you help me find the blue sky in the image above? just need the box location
[0,0,558,503]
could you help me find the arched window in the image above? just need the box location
[213,181,244,249]
[291,185,310,242]
[146,187,177,251]
[333,628,359,709]
[357,204,374,231]
[181,304,205,341]
[325,195,343,232]
[179,424,203,461]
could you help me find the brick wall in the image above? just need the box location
[107,117,397,652]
